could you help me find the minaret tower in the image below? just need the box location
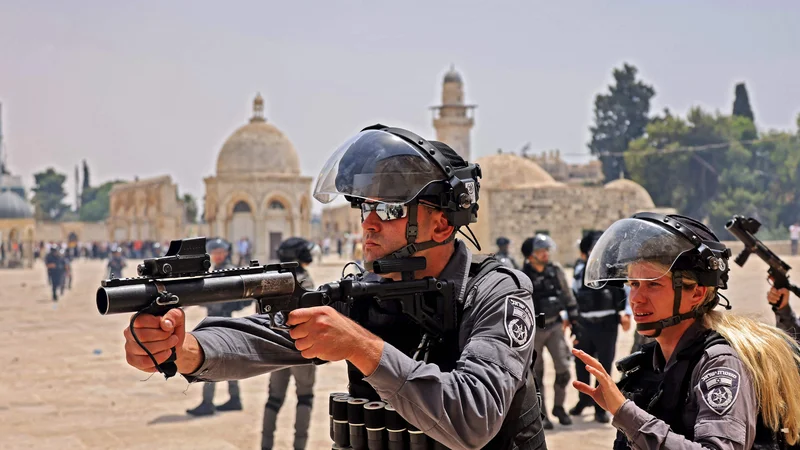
[430,65,476,161]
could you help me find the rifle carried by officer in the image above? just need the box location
[725,215,800,309]
[96,237,457,379]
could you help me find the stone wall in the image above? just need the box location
[107,175,184,242]
[35,221,107,242]
[320,203,361,239]
[483,185,658,265]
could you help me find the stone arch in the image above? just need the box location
[221,191,258,249]
[262,191,295,261]
[261,191,294,217]
[221,191,258,219]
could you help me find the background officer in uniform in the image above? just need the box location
[186,238,252,416]
[573,213,800,449]
[261,237,317,450]
[521,234,578,429]
[59,248,73,295]
[495,236,519,269]
[107,247,126,279]
[767,285,800,342]
[122,125,547,449]
[44,246,64,302]
[568,230,629,423]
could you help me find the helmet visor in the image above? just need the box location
[533,234,556,253]
[313,130,446,204]
[584,218,695,288]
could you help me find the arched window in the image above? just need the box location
[269,200,285,210]
[233,201,252,213]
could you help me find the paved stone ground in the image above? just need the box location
[1,254,797,449]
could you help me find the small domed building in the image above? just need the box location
[0,190,35,268]
[204,94,312,262]
[603,177,656,210]
[468,152,660,264]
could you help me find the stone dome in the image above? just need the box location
[216,95,301,176]
[475,153,562,189]
[604,178,655,208]
[0,190,33,219]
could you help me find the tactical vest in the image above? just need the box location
[614,330,798,450]
[573,265,623,314]
[346,255,547,450]
[523,263,563,323]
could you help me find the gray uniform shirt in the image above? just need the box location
[775,304,800,343]
[549,262,578,320]
[186,240,537,450]
[612,321,758,450]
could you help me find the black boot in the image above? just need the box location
[186,402,215,416]
[541,414,554,430]
[552,406,572,426]
[569,400,591,416]
[595,410,610,423]
[216,397,242,411]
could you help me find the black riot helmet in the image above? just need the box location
[206,237,231,253]
[496,237,510,247]
[584,212,731,336]
[521,234,556,258]
[313,124,482,259]
[277,237,314,264]
[579,230,604,256]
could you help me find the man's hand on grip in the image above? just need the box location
[124,308,186,373]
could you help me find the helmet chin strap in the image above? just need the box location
[385,203,453,259]
[635,271,718,338]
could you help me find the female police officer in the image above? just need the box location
[572,213,800,449]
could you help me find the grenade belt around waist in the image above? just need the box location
[329,392,448,450]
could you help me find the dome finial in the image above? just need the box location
[444,65,462,84]
[251,92,265,123]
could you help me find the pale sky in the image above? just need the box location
[1,1,798,213]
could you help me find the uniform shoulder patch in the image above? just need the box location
[699,367,740,416]
[504,295,534,349]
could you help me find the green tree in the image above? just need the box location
[181,193,198,224]
[732,82,755,123]
[624,103,800,236]
[31,168,69,221]
[82,160,91,190]
[626,108,761,231]
[589,63,656,182]
[79,181,123,222]
[754,131,800,228]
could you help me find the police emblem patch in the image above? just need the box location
[699,367,740,416]
[504,296,534,349]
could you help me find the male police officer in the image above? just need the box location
[496,237,519,269]
[107,247,126,279]
[521,234,578,429]
[44,246,64,302]
[262,237,317,450]
[122,125,547,449]
[568,231,629,423]
[186,238,252,416]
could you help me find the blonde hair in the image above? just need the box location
[675,271,800,445]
